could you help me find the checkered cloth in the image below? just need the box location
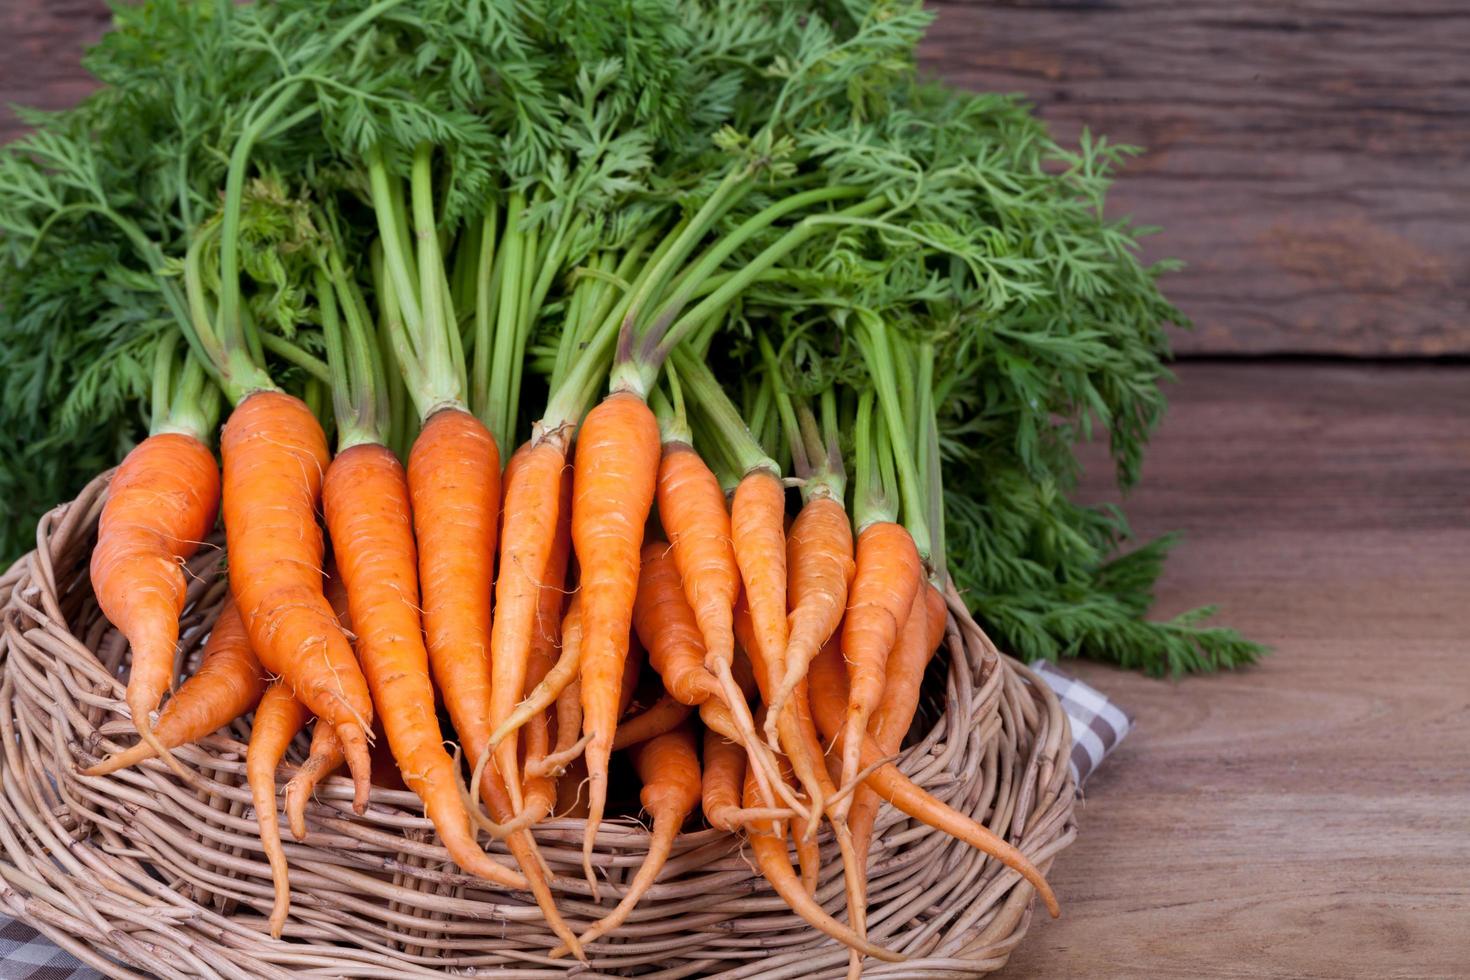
[0,663,1130,975]
[1032,660,1135,787]
[0,918,99,979]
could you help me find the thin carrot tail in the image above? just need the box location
[744,769,900,964]
[793,809,821,897]
[284,722,346,841]
[580,739,611,899]
[466,741,584,961]
[558,812,677,956]
[836,709,875,823]
[509,828,584,962]
[332,719,372,814]
[258,795,291,939]
[78,740,156,777]
[832,819,868,980]
[876,764,1060,918]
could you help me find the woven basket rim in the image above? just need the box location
[0,471,1077,979]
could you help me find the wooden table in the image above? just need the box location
[1002,361,1470,977]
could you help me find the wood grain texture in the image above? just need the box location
[1000,362,1470,977]
[922,1,1470,356]
[0,0,108,135]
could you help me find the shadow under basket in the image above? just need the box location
[0,472,1077,979]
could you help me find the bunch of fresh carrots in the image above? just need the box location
[0,0,1248,970]
[76,122,1059,968]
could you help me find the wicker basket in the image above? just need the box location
[0,471,1076,979]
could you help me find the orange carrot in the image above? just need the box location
[283,562,356,839]
[222,391,373,801]
[700,729,792,831]
[520,449,574,821]
[741,765,901,962]
[838,521,921,814]
[632,542,720,706]
[767,495,853,744]
[738,599,870,942]
[657,443,736,675]
[560,724,702,954]
[82,597,262,777]
[247,680,309,938]
[611,692,692,751]
[571,389,660,892]
[284,720,345,841]
[409,407,501,798]
[730,469,788,728]
[487,437,565,800]
[91,432,221,775]
[869,584,945,755]
[843,585,929,976]
[808,636,1060,917]
[735,594,831,826]
[702,729,746,832]
[323,442,524,891]
[514,597,585,780]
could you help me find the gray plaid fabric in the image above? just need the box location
[1032,660,1135,786]
[0,663,1130,971]
[0,919,100,980]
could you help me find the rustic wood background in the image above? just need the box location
[3,7,1468,978]
[1013,362,1470,977]
[4,1,1468,356]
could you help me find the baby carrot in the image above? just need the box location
[572,389,660,894]
[91,431,220,776]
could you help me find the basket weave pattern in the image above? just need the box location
[0,473,1077,979]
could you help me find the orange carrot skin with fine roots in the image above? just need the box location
[771,495,853,738]
[564,724,701,953]
[92,432,220,750]
[611,693,692,751]
[572,390,660,887]
[741,766,901,963]
[702,728,746,832]
[323,443,524,891]
[248,681,309,939]
[658,444,738,669]
[731,470,788,697]
[734,598,831,822]
[410,408,500,792]
[283,563,357,838]
[848,582,949,874]
[222,391,373,797]
[839,522,922,806]
[633,543,720,706]
[520,447,574,816]
[807,636,1060,918]
[489,438,565,800]
[285,719,345,841]
[870,585,944,754]
[82,597,262,777]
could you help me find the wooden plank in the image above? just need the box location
[0,0,108,135]
[922,1,1470,356]
[1001,362,1470,976]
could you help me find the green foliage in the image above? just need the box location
[0,0,1262,673]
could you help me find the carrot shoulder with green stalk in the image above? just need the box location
[364,149,582,959]
[566,164,886,894]
[87,336,223,778]
[176,209,376,805]
[835,383,921,821]
[312,204,528,882]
